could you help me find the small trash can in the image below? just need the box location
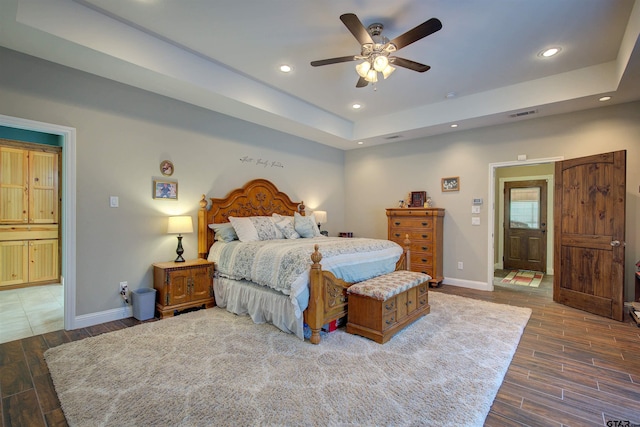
[132,288,157,321]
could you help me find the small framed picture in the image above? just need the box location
[441,176,460,192]
[410,191,427,207]
[160,160,174,176]
[153,180,178,200]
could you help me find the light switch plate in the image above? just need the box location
[471,206,481,214]
[472,217,480,225]
[109,196,119,208]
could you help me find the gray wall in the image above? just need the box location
[1,45,639,322]
[0,47,346,316]
[345,102,640,299]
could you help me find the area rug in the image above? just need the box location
[501,270,544,287]
[45,292,531,427]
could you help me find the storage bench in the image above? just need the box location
[346,270,431,344]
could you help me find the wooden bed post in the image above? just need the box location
[198,195,208,259]
[306,244,324,344]
[404,234,411,271]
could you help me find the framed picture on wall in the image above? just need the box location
[153,180,178,200]
[441,176,460,192]
[410,191,427,207]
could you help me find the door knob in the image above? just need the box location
[610,240,621,247]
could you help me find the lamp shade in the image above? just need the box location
[313,211,327,224]
[167,215,193,235]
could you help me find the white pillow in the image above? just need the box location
[229,216,282,242]
[294,212,321,238]
[274,217,300,239]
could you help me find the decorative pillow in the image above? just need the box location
[209,223,238,242]
[294,212,321,238]
[229,216,281,242]
[274,217,300,239]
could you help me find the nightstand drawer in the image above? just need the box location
[153,259,215,319]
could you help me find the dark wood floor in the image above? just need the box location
[1,277,639,426]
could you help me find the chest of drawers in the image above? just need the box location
[386,208,445,286]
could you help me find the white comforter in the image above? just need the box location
[208,236,402,304]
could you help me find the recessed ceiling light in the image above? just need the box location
[446,92,457,99]
[539,47,561,58]
[352,103,362,109]
[599,96,612,102]
[279,65,292,73]
[357,141,364,145]
[450,124,458,128]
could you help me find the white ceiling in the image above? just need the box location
[1,0,639,150]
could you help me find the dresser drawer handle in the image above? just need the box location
[394,233,401,238]
[385,302,395,310]
[394,221,401,226]
[385,317,395,325]
[421,234,428,238]
[422,222,428,226]
[421,258,427,262]
[421,246,428,251]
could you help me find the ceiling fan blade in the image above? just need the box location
[356,77,369,88]
[390,57,431,72]
[311,56,358,67]
[389,18,442,50]
[340,13,374,45]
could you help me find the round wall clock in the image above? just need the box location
[160,160,174,176]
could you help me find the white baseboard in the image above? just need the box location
[442,277,492,291]
[72,306,132,329]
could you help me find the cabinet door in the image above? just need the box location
[28,239,59,283]
[166,269,190,305]
[0,240,28,286]
[0,148,28,224]
[190,266,212,301]
[29,151,58,224]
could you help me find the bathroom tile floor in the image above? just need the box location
[0,284,63,344]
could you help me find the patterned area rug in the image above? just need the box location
[501,270,544,287]
[45,293,531,427]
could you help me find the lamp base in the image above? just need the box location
[175,235,185,262]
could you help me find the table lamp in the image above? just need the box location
[313,210,328,236]
[167,215,193,262]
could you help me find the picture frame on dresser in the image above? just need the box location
[410,191,427,207]
[441,176,460,192]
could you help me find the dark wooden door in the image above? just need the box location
[504,180,547,272]
[554,151,626,321]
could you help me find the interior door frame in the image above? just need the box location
[487,157,563,290]
[0,114,77,330]
[497,175,554,274]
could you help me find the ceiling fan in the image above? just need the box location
[311,13,442,88]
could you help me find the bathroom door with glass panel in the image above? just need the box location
[504,180,547,272]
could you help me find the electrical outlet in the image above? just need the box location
[457,262,463,270]
[120,281,129,304]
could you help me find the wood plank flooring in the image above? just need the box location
[1,278,639,426]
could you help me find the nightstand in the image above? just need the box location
[153,259,215,318]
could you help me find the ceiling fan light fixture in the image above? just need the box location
[365,69,378,83]
[381,65,395,79]
[373,55,389,72]
[355,61,371,78]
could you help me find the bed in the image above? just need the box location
[197,179,410,344]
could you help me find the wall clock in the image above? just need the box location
[160,160,174,176]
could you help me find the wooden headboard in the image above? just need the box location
[198,179,305,259]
